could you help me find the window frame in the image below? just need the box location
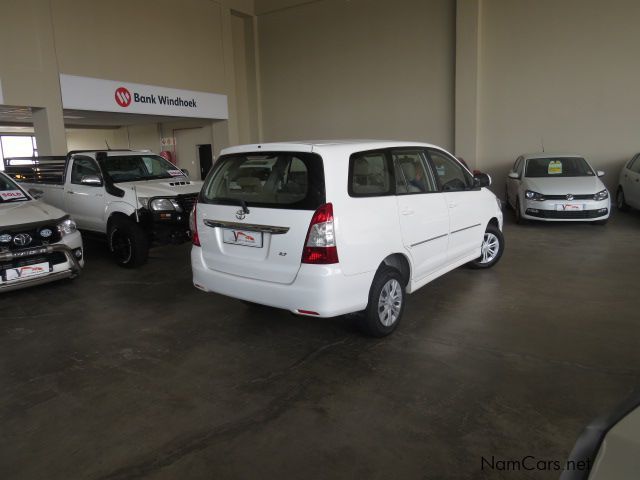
[426,148,475,192]
[347,149,396,198]
[390,148,439,196]
[70,156,103,186]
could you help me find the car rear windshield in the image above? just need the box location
[525,157,594,177]
[0,173,29,203]
[200,152,325,210]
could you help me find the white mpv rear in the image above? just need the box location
[191,141,504,336]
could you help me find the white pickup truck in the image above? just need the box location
[0,171,83,292]
[4,150,202,267]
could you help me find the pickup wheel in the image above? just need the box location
[108,217,149,268]
[359,267,405,337]
[468,223,504,269]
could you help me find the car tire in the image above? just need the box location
[515,199,527,224]
[359,267,405,337]
[468,223,505,269]
[616,188,629,212]
[108,217,149,268]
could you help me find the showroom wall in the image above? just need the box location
[257,0,456,148]
[477,0,640,192]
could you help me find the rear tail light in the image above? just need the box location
[301,203,338,264]
[190,203,200,246]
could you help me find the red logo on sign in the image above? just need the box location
[115,87,132,107]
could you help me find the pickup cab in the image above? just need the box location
[4,150,202,267]
[0,171,83,292]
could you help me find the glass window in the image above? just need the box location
[98,154,184,183]
[0,172,29,203]
[631,156,640,174]
[0,135,37,171]
[71,157,101,184]
[392,150,437,194]
[201,152,325,210]
[349,151,392,197]
[428,149,473,191]
[524,157,594,178]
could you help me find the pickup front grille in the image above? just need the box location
[0,220,62,251]
[177,193,198,214]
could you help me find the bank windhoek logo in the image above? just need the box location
[115,87,132,107]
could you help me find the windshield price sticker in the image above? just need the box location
[0,190,26,201]
[167,169,186,177]
[548,161,563,175]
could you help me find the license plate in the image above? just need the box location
[222,229,263,248]
[4,262,51,281]
[556,204,584,211]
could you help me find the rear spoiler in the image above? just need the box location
[3,156,67,184]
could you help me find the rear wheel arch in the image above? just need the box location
[380,253,411,287]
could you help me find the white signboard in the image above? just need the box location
[59,74,228,120]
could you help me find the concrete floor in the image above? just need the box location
[1,211,639,480]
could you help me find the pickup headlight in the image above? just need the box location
[525,190,545,201]
[57,218,77,237]
[593,189,609,201]
[150,198,182,212]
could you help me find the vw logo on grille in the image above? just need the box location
[40,228,53,238]
[566,194,574,201]
[13,233,32,247]
[0,234,12,243]
[235,209,246,221]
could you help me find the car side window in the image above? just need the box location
[348,151,392,197]
[627,154,639,170]
[428,149,473,191]
[631,155,640,174]
[392,150,437,194]
[513,157,524,177]
[71,157,101,185]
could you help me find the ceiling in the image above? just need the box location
[0,105,212,130]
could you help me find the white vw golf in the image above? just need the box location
[191,141,504,336]
[505,153,610,224]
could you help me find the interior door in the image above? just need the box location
[392,149,449,280]
[64,156,107,232]
[198,144,213,180]
[427,149,485,263]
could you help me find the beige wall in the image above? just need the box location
[257,0,456,147]
[477,0,640,193]
[66,128,129,151]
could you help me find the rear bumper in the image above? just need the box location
[0,235,83,292]
[191,246,373,317]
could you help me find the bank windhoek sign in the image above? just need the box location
[59,74,228,120]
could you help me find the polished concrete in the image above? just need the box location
[1,211,639,480]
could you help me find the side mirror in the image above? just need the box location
[508,172,520,180]
[181,169,190,177]
[474,173,492,188]
[597,170,605,177]
[80,175,103,186]
[29,188,44,200]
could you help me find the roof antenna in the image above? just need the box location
[540,137,545,153]
[105,139,111,150]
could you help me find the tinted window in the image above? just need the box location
[349,151,392,197]
[631,155,640,174]
[0,172,29,203]
[392,150,437,194]
[98,155,183,183]
[71,157,101,184]
[201,152,325,210]
[525,157,594,177]
[428,150,473,191]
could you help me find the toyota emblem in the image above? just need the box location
[566,194,574,201]
[13,233,32,247]
[235,209,246,221]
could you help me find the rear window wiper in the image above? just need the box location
[213,196,250,214]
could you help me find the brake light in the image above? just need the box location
[301,203,338,264]
[191,203,200,246]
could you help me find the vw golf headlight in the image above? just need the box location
[57,218,77,237]
[593,189,609,201]
[150,198,182,212]
[525,190,545,201]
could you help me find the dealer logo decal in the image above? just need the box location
[115,87,132,107]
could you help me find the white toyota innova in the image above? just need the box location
[191,141,504,336]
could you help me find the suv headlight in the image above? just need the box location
[593,189,609,201]
[525,190,545,201]
[57,218,77,237]
[150,198,182,212]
